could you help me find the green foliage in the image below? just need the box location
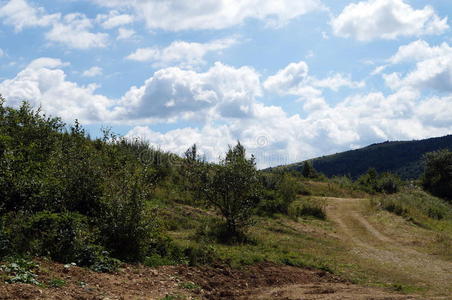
[5,211,89,263]
[372,188,452,227]
[259,173,302,215]
[0,258,40,285]
[0,99,172,266]
[301,161,318,178]
[203,142,262,242]
[356,169,402,194]
[75,244,121,273]
[422,149,452,202]
[48,278,66,288]
[288,198,326,220]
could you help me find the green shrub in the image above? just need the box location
[6,211,89,263]
[75,244,121,273]
[288,198,326,220]
[422,149,452,202]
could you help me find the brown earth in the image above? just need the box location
[0,260,419,300]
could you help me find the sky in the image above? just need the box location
[0,0,451,168]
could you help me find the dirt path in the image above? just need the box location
[325,197,452,297]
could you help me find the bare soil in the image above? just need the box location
[0,260,419,300]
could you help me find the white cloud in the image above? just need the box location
[0,58,112,123]
[45,13,109,49]
[331,0,448,41]
[0,1,108,50]
[389,39,452,64]
[97,10,134,29]
[126,38,238,68]
[26,57,69,69]
[0,49,4,57]
[93,0,324,31]
[0,0,59,31]
[82,66,103,77]
[264,61,364,96]
[117,27,135,40]
[114,62,262,122]
[383,40,452,92]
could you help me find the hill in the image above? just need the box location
[284,135,452,179]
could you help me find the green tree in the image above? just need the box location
[205,142,262,241]
[422,149,452,201]
[302,161,317,178]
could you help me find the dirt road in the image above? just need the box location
[325,197,452,297]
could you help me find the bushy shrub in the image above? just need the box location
[6,211,89,263]
[422,149,452,202]
[288,198,326,220]
[357,169,402,194]
[76,244,120,273]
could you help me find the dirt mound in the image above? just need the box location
[0,259,419,300]
[175,262,343,299]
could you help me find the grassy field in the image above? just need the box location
[162,181,452,297]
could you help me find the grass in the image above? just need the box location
[371,187,452,232]
[163,186,452,297]
[302,180,368,198]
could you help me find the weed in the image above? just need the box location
[0,258,40,285]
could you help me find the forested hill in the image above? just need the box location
[285,135,452,179]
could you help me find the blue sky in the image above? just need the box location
[0,0,451,167]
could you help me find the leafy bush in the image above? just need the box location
[6,211,89,263]
[288,198,326,220]
[356,169,402,194]
[76,244,120,273]
[422,149,452,202]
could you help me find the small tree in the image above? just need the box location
[302,161,317,178]
[422,149,452,201]
[205,142,262,241]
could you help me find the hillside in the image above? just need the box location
[285,135,452,179]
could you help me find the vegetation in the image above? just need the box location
[202,142,262,242]
[422,149,452,202]
[371,188,452,229]
[283,135,452,179]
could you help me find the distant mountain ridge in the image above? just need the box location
[283,135,452,179]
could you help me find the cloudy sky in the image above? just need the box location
[0,0,451,167]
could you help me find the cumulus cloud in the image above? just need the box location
[114,62,262,122]
[96,10,134,29]
[82,66,103,77]
[117,28,135,40]
[126,38,238,68]
[383,40,452,92]
[331,0,448,41]
[0,58,112,123]
[264,61,364,97]
[45,13,109,49]
[93,0,324,31]
[0,0,59,31]
[0,0,108,49]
